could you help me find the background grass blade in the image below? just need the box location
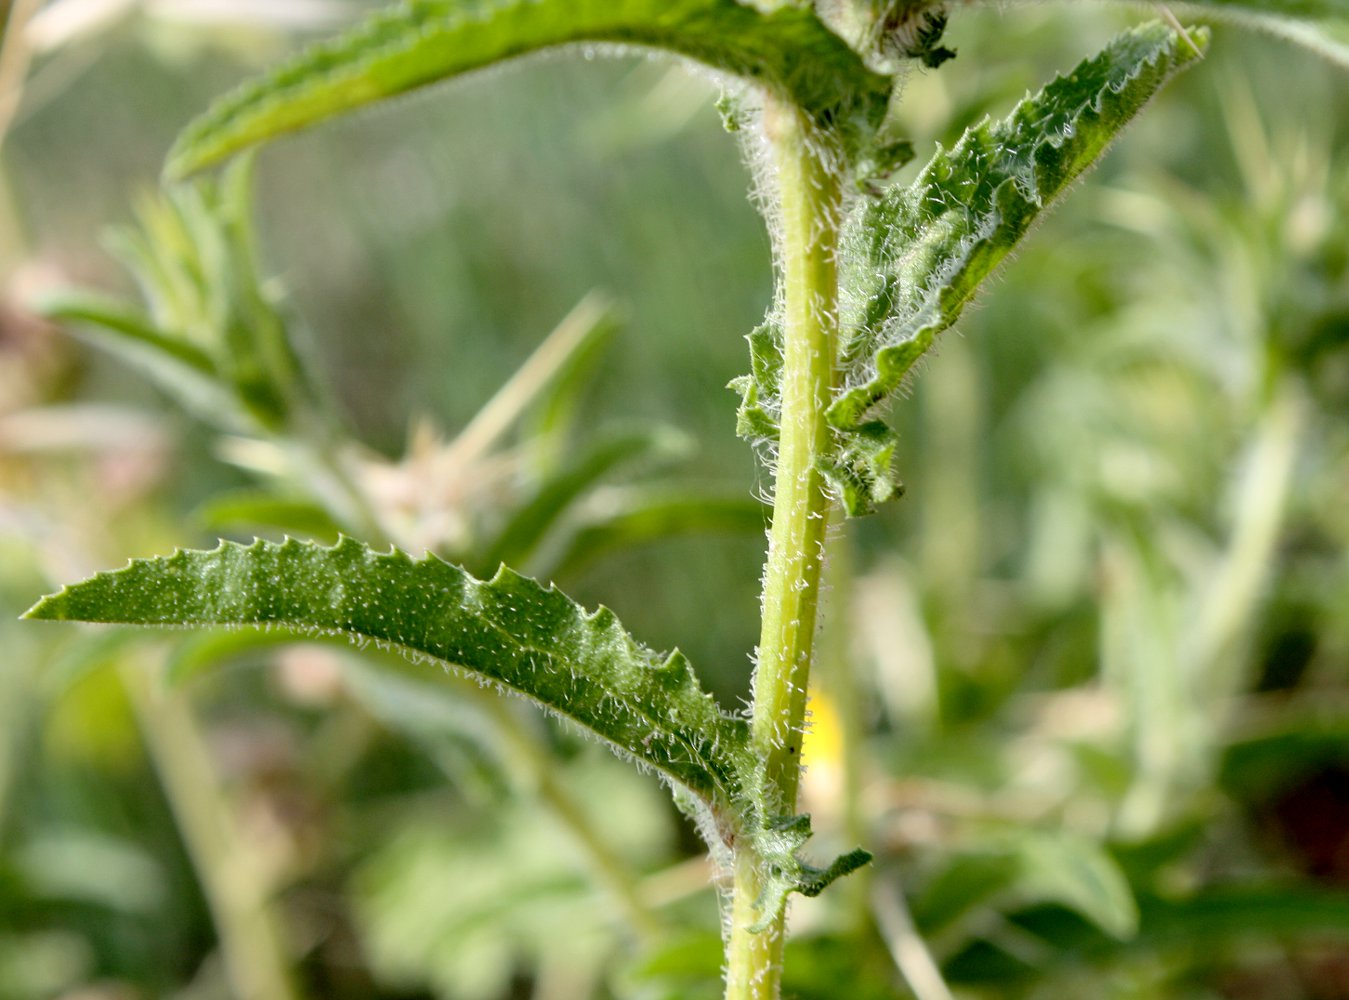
[1176,0,1349,20]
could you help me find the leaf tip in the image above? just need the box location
[162,138,210,184]
[20,592,63,622]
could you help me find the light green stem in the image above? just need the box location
[0,0,40,151]
[121,657,302,1000]
[1189,377,1305,679]
[477,693,664,941]
[726,93,841,1000]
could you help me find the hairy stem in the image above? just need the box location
[726,851,785,1000]
[726,93,841,1000]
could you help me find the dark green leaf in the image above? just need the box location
[734,22,1208,515]
[828,20,1207,514]
[24,536,750,810]
[166,0,892,178]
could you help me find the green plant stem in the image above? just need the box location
[120,655,302,1000]
[0,0,40,151]
[726,851,785,1000]
[477,693,664,942]
[726,93,841,1000]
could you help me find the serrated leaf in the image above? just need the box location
[166,0,892,178]
[825,21,1207,514]
[24,536,750,809]
[733,22,1206,515]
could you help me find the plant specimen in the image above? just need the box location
[22,2,1348,998]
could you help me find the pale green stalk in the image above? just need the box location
[726,92,841,1000]
[0,0,40,150]
[1188,378,1306,679]
[120,656,302,1000]
[0,0,39,276]
[476,692,664,942]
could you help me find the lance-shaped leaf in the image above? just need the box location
[24,537,751,810]
[741,21,1206,516]
[166,0,893,179]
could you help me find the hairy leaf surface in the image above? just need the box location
[737,22,1208,515]
[25,537,750,808]
[167,0,892,178]
[27,538,872,907]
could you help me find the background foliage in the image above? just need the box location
[1,2,1347,998]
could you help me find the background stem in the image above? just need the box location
[121,656,303,1000]
[477,693,664,942]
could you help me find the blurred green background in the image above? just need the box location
[1,2,1347,998]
